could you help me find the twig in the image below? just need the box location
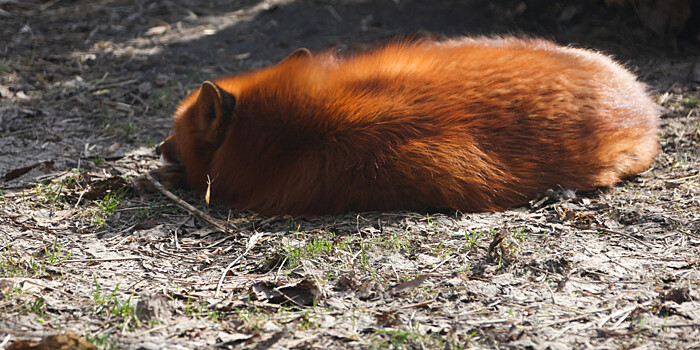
[428,255,453,273]
[19,279,86,301]
[398,300,434,309]
[586,228,653,249]
[73,188,86,208]
[39,0,62,11]
[666,173,700,183]
[545,279,557,305]
[611,309,633,329]
[145,173,235,235]
[540,309,607,328]
[326,5,343,22]
[0,329,30,337]
[257,215,282,227]
[202,236,232,249]
[136,324,169,337]
[92,79,138,90]
[550,324,574,340]
[0,333,11,348]
[174,223,180,251]
[597,301,653,328]
[60,257,142,263]
[154,245,208,263]
[659,323,700,328]
[302,260,327,299]
[461,318,510,326]
[215,232,263,298]
[348,250,362,267]
[276,256,289,281]
[173,215,190,251]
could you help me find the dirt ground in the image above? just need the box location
[1,0,699,349]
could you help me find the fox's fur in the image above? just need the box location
[152,36,659,216]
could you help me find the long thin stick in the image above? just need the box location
[215,232,262,298]
[145,173,234,235]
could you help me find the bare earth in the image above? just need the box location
[1,1,699,349]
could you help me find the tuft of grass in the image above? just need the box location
[465,229,487,250]
[29,252,45,275]
[381,232,412,253]
[279,226,415,277]
[100,110,114,131]
[45,236,72,265]
[121,120,137,135]
[23,297,45,315]
[465,227,502,251]
[682,96,698,108]
[284,235,343,269]
[1,242,20,278]
[512,227,527,243]
[358,238,372,273]
[372,325,451,349]
[95,192,123,213]
[235,305,270,332]
[92,191,126,226]
[92,277,140,330]
[35,168,80,204]
[1,242,45,277]
[85,331,119,350]
[375,329,412,348]
[0,59,10,74]
[299,311,316,329]
[90,156,105,166]
[152,86,178,109]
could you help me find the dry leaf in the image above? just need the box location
[8,331,96,350]
[375,310,401,327]
[389,275,428,296]
[205,175,212,206]
[3,161,54,181]
[251,279,320,306]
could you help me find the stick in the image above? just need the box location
[597,301,652,328]
[593,228,653,249]
[214,232,263,298]
[145,173,234,235]
[60,257,142,263]
[0,333,11,348]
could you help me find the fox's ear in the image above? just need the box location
[194,81,236,143]
[280,48,311,63]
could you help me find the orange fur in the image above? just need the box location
[153,36,659,216]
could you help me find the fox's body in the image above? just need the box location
[154,37,659,216]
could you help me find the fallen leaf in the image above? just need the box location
[250,279,320,306]
[83,176,129,200]
[8,331,96,350]
[3,161,54,181]
[145,25,168,36]
[136,292,172,322]
[375,310,401,327]
[217,331,253,343]
[389,275,428,296]
[488,228,517,265]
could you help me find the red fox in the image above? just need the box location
[151,36,659,216]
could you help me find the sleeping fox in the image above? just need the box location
[150,36,659,216]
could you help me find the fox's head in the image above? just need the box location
[155,81,236,191]
[155,48,313,191]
